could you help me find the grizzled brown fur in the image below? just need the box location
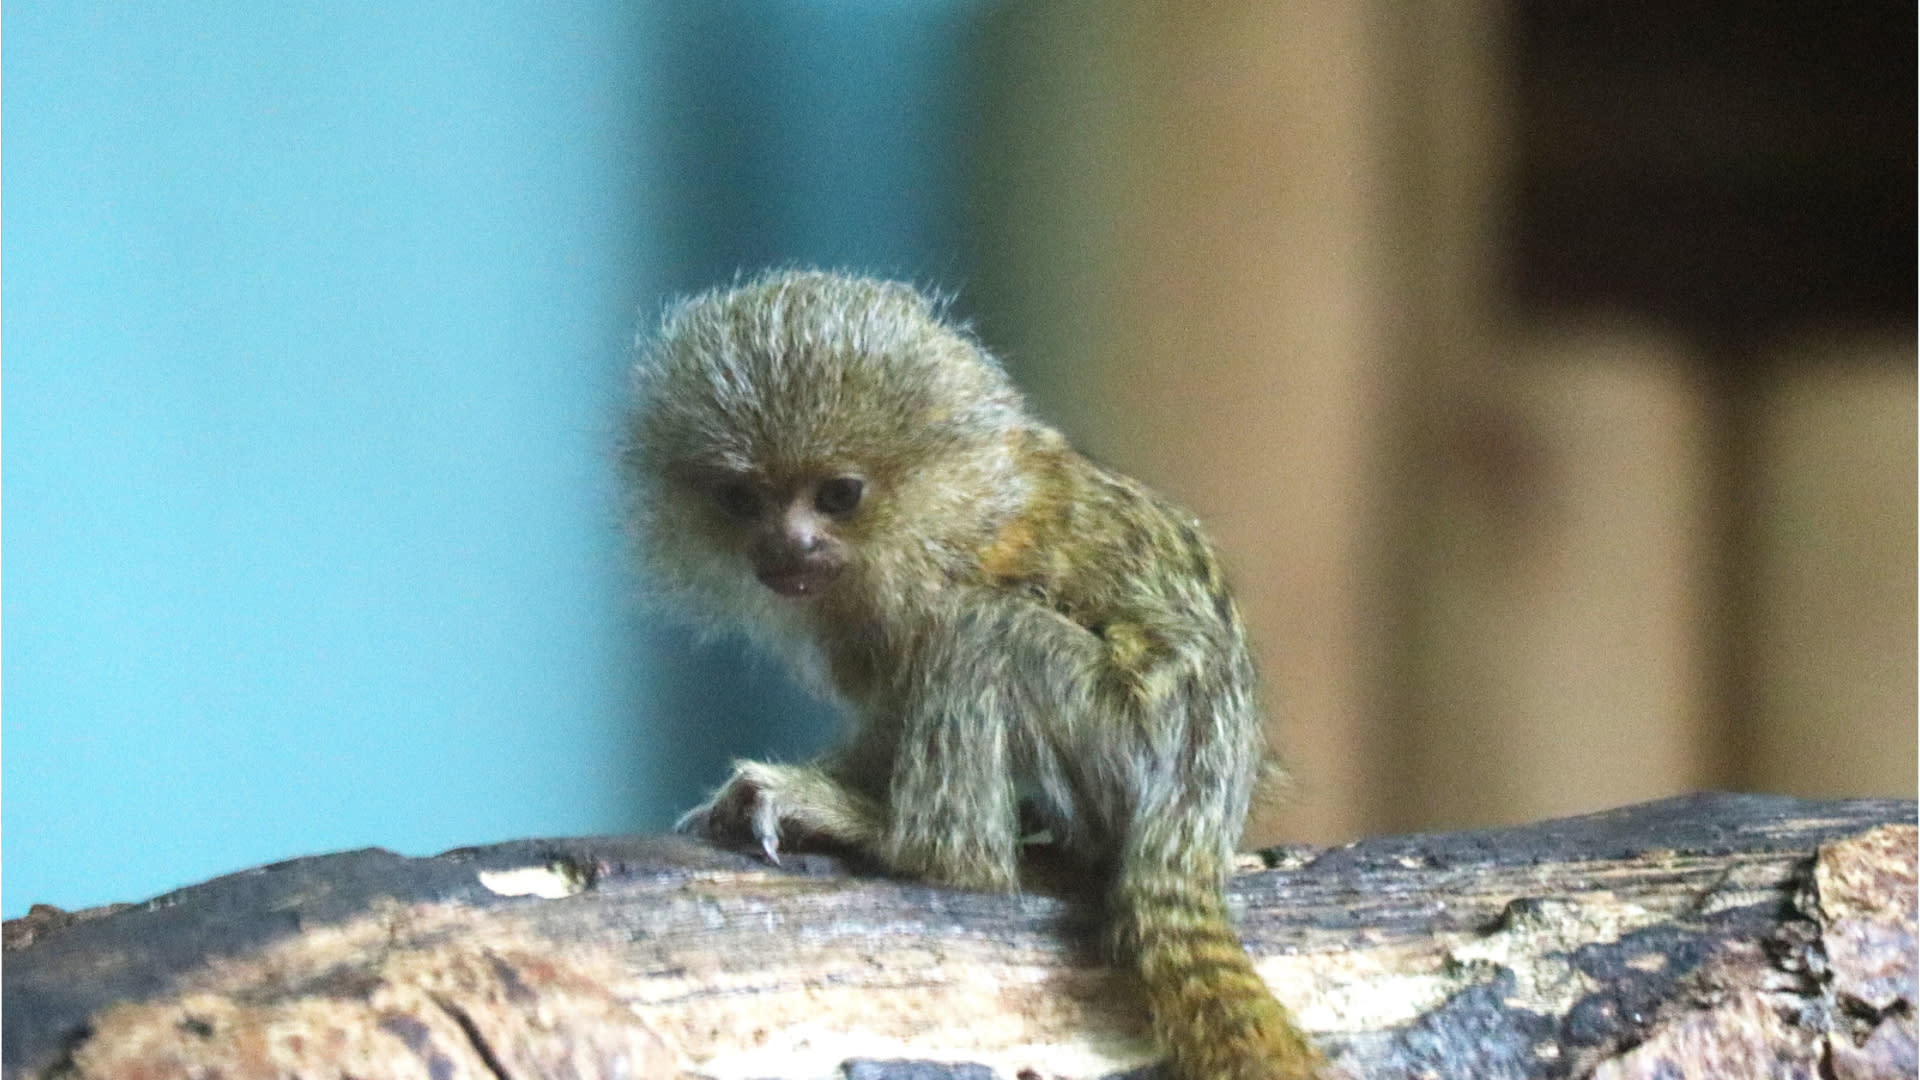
[623,270,1323,1080]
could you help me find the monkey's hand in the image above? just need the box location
[674,764,785,863]
[676,760,887,865]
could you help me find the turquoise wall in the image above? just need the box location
[4,2,981,916]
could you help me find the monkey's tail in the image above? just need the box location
[1112,869,1324,1080]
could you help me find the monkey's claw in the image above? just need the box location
[751,792,783,864]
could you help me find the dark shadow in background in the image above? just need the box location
[632,1,987,823]
[1511,0,1915,348]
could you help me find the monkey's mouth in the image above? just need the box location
[755,562,842,598]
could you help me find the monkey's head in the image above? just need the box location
[624,270,1034,626]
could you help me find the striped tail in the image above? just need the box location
[1113,871,1324,1080]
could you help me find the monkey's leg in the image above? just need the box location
[677,759,887,864]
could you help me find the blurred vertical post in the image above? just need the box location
[1404,328,1714,828]
[1746,339,1917,798]
[974,3,1407,843]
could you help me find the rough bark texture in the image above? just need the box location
[5,792,1913,1080]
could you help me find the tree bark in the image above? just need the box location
[5,792,1913,1080]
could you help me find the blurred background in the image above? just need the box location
[5,1,1912,917]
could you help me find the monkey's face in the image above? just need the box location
[626,269,1033,620]
[694,469,865,599]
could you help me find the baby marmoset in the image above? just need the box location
[623,270,1323,1080]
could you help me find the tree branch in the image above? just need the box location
[5,793,1913,1079]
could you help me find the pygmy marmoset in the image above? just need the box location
[623,269,1324,1080]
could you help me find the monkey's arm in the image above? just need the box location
[687,597,1105,894]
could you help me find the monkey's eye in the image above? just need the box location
[814,475,865,518]
[709,479,760,521]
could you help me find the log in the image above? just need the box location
[4,792,1913,1080]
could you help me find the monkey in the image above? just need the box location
[622,269,1325,1080]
